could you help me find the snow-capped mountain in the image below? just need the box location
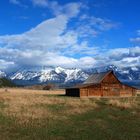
[8,67,89,86]
[3,65,140,87]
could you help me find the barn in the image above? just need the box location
[66,71,136,97]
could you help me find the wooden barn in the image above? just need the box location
[66,71,136,97]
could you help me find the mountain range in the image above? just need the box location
[0,65,140,88]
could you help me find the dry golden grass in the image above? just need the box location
[0,88,138,126]
[107,97,138,109]
[0,88,97,125]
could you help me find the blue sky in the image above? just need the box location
[0,0,140,70]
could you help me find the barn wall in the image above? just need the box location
[119,85,136,96]
[66,88,80,97]
[101,83,135,97]
[80,88,88,97]
[79,84,135,97]
[80,85,102,97]
[101,83,121,96]
[136,89,140,95]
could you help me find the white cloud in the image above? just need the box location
[0,10,137,70]
[0,15,68,50]
[112,56,140,68]
[31,0,48,7]
[29,0,82,18]
[130,37,140,44]
[0,59,14,70]
[3,1,136,70]
[9,0,20,5]
[130,30,140,44]
[49,1,82,18]
[75,15,119,39]
[90,17,119,31]
[80,15,119,30]
[106,46,140,67]
[9,0,28,8]
[0,13,97,69]
[137,30,140,36]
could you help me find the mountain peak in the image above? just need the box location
[0,65,139,87]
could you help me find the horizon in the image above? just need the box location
[0,0,140,71]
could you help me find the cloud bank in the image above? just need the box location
[0,0,140,71]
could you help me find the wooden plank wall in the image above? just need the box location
[80,84,135,97]
[80,85,102,97]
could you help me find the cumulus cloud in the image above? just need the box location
[106,46,140,67]
[31,0,48,7]
[48,1,82,18]
[137,30,140,36]
[10,0,82,19]
[0,59,14,70]
[9,0,28,8]
[130,37,140,44]
[0,12,97,69]
[130,29,140,44]
[75,15,119,38]
[3,1,136,70]
[9,0,21,5]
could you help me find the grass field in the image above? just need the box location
[0,88,140,140]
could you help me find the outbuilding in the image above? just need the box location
[66,71,136,97]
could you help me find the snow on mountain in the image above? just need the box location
[39,69,65,83]
[64,68,88,82]
[10,70,40,80]
[4,65,140,87]
[55,67,66,74]
[8,67,89,85]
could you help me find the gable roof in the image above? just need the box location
[66,70,137,89]
[84,70,113,84]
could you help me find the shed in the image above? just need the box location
[65,71,136,97]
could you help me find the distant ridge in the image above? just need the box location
[0,65,140,87]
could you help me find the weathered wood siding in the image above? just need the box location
[102,72,119,84]
[80,88,88,97]
[80,85,102,97]
[119,85,136,96]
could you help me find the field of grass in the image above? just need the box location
[0,88,140,140]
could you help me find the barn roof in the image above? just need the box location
[66,70,137,89]
[84,70,113,84]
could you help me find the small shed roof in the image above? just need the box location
[84,70,112,84]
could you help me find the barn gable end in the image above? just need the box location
[101,71,120,84]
